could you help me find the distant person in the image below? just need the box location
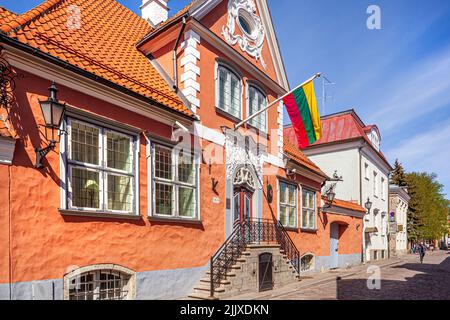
[418,243,426,264]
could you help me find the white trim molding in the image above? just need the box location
[181,30,201,113]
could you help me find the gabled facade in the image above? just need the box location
[0,0,335,300]
[286,109,393,262]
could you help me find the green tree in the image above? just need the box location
[391,159,407,187]
[405,172,448,242]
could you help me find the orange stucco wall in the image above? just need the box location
[0,69,229,284]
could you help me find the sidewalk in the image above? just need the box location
[226,255,406,300]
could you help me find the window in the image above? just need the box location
[152,144,198,219]
[364,163,369,180]
[279,181,297,228]
[301,189,317,230]
[66,119,136,214]
[300,254,315,272]
[217,65,242,119]
[66,268,134,300]
[381,177,386,200]
[373,171,378,197]
[247,85,267,132]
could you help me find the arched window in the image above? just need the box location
[247,85,267,132]
[217,65,242,119]
[64,264,135,300]
[300,254,315,272]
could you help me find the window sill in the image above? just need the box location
[215,107,242,123]
[282,226,299,232]
[60,209,142,220]
[148,216,203,225]
[300,228,318,233]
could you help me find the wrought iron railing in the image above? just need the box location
[209,218,300,297]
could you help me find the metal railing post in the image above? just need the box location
[210,257,214,298]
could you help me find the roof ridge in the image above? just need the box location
[0,0,65,34]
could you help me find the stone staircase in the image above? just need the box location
[188,244,300,300]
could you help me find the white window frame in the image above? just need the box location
[64,118,137,215]
[364,163,369,180]
[215,63,243,119]
[278,180,298,228]
[246,83,268,132]
[150,142,200,220]
[381,177,386,200]
[301,187,317,230]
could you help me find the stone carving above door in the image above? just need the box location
[222,0,267,69]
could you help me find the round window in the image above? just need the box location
[237,9,257,39]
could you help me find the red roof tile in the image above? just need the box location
[0,0,192,117]
[323,197,367,213]
[0,7,17,25]
[283,140,327,178]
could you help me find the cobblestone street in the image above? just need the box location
[273,250,450,300]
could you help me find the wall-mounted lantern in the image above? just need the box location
[35,81,66,168]
[365,197,373,215]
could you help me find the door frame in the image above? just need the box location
[233,186,254,225]
[258,252,274,292]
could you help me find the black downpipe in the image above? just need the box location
[173,17,187,92]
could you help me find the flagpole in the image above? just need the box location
[234,72,321,130]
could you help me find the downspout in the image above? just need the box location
[173,16,187,92]
[8,165,12,300]
[358,145,364,263]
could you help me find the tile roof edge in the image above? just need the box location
[0,0,64,34]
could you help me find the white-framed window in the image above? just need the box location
[216,64,242,119]
[247,85,267,132]
[65,118,136,215]
[381,177,386,200]
[301,188,317,230]
[151,143,199,219]
[373,171,378,197]
[278,181,297,228]
[65,265,135,300]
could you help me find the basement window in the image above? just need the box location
[301,254,315,272]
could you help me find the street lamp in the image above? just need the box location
[35,81,66,168]
[326,188,336,206]
[365,197,373,214]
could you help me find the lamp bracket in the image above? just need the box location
[35,140,56,169]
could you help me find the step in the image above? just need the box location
[194,284,226,293]
[206,271,237,277]
[200,278,231,285]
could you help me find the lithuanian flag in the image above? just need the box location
[283,80,322,149]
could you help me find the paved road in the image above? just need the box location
[273,251,450,300]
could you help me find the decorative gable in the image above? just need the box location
[222,0,267,69]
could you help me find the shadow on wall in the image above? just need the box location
[335,256,450,300]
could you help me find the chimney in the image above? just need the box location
[141,0,170,27]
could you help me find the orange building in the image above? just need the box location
[0,0,364,300]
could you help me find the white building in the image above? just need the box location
[285,109,393,262]
[389,185,410,256]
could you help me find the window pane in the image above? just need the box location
[71,167,100,209]
[178,151,195,184]
[288,185,296,205]
[308,192,315,209]
[302,190,308,209]
[155,183,173,215]
[107,175,133,212]
[280,206,287,226]
[230,74,241,118]
[217,66,241,118]
[288,207,296,227]
[107,132,132,172]
[154,145,172,180]
[218,68,228,111]
[302,209,308,228]
[249,86,266,131]
[71,121,99,165]
[309,210,316,229]
[179,187,196,218]
[279,183,286,204]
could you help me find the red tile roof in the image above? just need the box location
[283,140,328,178]
[0,7,17,25]
[284,109,391,168]
[0,0,192,117]
[323,197,367,213]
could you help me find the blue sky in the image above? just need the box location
[2,0,450,197]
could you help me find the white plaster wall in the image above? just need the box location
[395,198,408,252]
[361,153,389,259]
[308,148,360,201]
